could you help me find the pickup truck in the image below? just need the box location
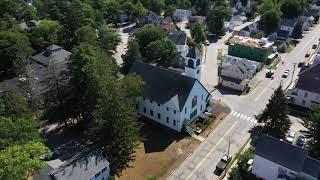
[215,154,232,175]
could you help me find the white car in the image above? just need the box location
[286,131,295,144]
[205,40,210,46]
[282,70,290,78]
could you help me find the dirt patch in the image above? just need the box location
[118,121,200,180]
[201,113,227,138]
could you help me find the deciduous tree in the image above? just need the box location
[206,5,231,35]
[29,20,60,50]
[98,27,121,53]
[191,23,206,43]
[261,0,282,35]
[145,39,178,67]
[0,31,33,77]
[0,142,49,180]
[134,25,166,55]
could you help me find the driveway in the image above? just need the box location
[113,23,135,66]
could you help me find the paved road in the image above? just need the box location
[170,23,320,180]
[113,24,135,65]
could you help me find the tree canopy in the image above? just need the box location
[256,86,291,139]
[191,23,206,43]
[29,20,60,50]
[261,0,282,35]
[145,38,178,67]
[301,106,320,160]
[0,30,32,77]
[280,0,305,19]
[206,4,231,35]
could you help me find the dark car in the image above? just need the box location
[298,62,303,67]
[312,44,318,49]
[214,154,232,175]
[305,53,310,58]
[296,135,305,148]
[266,69,274,78]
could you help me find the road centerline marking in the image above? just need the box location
[186,121,239,180]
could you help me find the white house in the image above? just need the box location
[34,150,110,180]
[219,55,262,92]
[129,61,212,132]
[173,9,191,22]
[286,63,320,110]
[252,135,320,180]
[167,31,188,57]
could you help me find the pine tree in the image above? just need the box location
[256,86,291,139]
[301,106,320,160]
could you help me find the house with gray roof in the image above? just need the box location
[33,150,110,180]
[280,18,298,36]
[252,134,320,180]
[286,62,320,110]
[28,44,71,94]
[166,31,188,57]
[219,55,262,92]
[129,61,211,132]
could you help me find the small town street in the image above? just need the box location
[169,22,320,180]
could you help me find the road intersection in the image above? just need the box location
[170,23,320,180]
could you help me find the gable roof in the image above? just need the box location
[281,18,297,27]
[31,45,71,67]
[256,135,307,172]
[256,135,320,177]
[296,63,320,94]
[129,61,206,111]
[303,156,320,177]
[34,150,109,180]
[276,29,290,39]
[221,55,261,80]
[166,31,187,45]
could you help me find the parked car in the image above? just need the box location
[286,131,295,144]
[266,69,274,78]
[296,135,305,148]
[205,40,210,46]
[282,70,290,78]
[215,154,232,175]
[312,44,318,49]
[305,53,310,58]
[298,62,304,67]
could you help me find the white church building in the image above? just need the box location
[129,61,212,132]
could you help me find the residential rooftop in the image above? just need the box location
[229,36,274,48]
[34,150,109,180]
[256,134,320,177]
[296,63,320,94]
[129,61,208,111]
[166,31,187,45]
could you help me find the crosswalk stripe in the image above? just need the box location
[236,113,240,117]
[247,117,251,121]
[231,111,236,115]
[254,120,257,123]
[250,119,254,122]
[240,115,244,119]
[243,115,247,119]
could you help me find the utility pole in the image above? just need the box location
[291,63,296,85]
[227,141,231,156]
